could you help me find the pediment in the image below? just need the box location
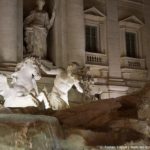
[84,7,105,17]
[119,15,144,27]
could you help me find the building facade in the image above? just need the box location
[0,0,150,100]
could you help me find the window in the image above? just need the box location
[119,16,144,58]
[125,32,137,58]
[120,16,146,71]
[86,25,98,53]
[84,7,106,54]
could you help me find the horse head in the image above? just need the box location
[16,57,41,80]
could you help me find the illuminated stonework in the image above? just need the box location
[0,0,150,101]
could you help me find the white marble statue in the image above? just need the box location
[24,0,56,58]
[11,57,41,95]
[38,61,83,110]
[0,58,50,109]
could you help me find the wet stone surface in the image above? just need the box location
[0,114,63,150]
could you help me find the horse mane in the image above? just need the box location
[15,57,37,71]
[15,57,41,80]
[15,62,24,71]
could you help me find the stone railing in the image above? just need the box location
[86,52,107,66]
[121,57,146,69]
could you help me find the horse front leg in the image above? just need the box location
[37,92,51,109]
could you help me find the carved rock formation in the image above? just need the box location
[0,85,149,149]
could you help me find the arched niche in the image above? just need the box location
[23,0,55,62]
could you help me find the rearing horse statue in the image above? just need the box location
[0,57,50,109]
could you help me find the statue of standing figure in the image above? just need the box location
[24,0,56,59]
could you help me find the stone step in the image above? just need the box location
[0,62,17,72]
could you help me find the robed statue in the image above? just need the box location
[24,0,56,59]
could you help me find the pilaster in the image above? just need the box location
[0,0,22,62]
[106,0,121,78]
[66,0,85,65]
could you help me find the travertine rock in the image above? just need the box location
[0,84,150,148]
[0,114,63,150]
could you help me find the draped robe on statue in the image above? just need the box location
[24,10,51,59]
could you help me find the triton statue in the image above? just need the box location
[38,61,83,110]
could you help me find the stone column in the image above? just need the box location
[0,0,22,62]
[106,0,121,78]
[143,0,150,80]
[51,0,68,67]
[66,0,85,65]
[17,0,23,62]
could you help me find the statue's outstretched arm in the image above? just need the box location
[48,10,56,29]
[74,81,83,93]
[48,1,57,30]
[40,64,62,75]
